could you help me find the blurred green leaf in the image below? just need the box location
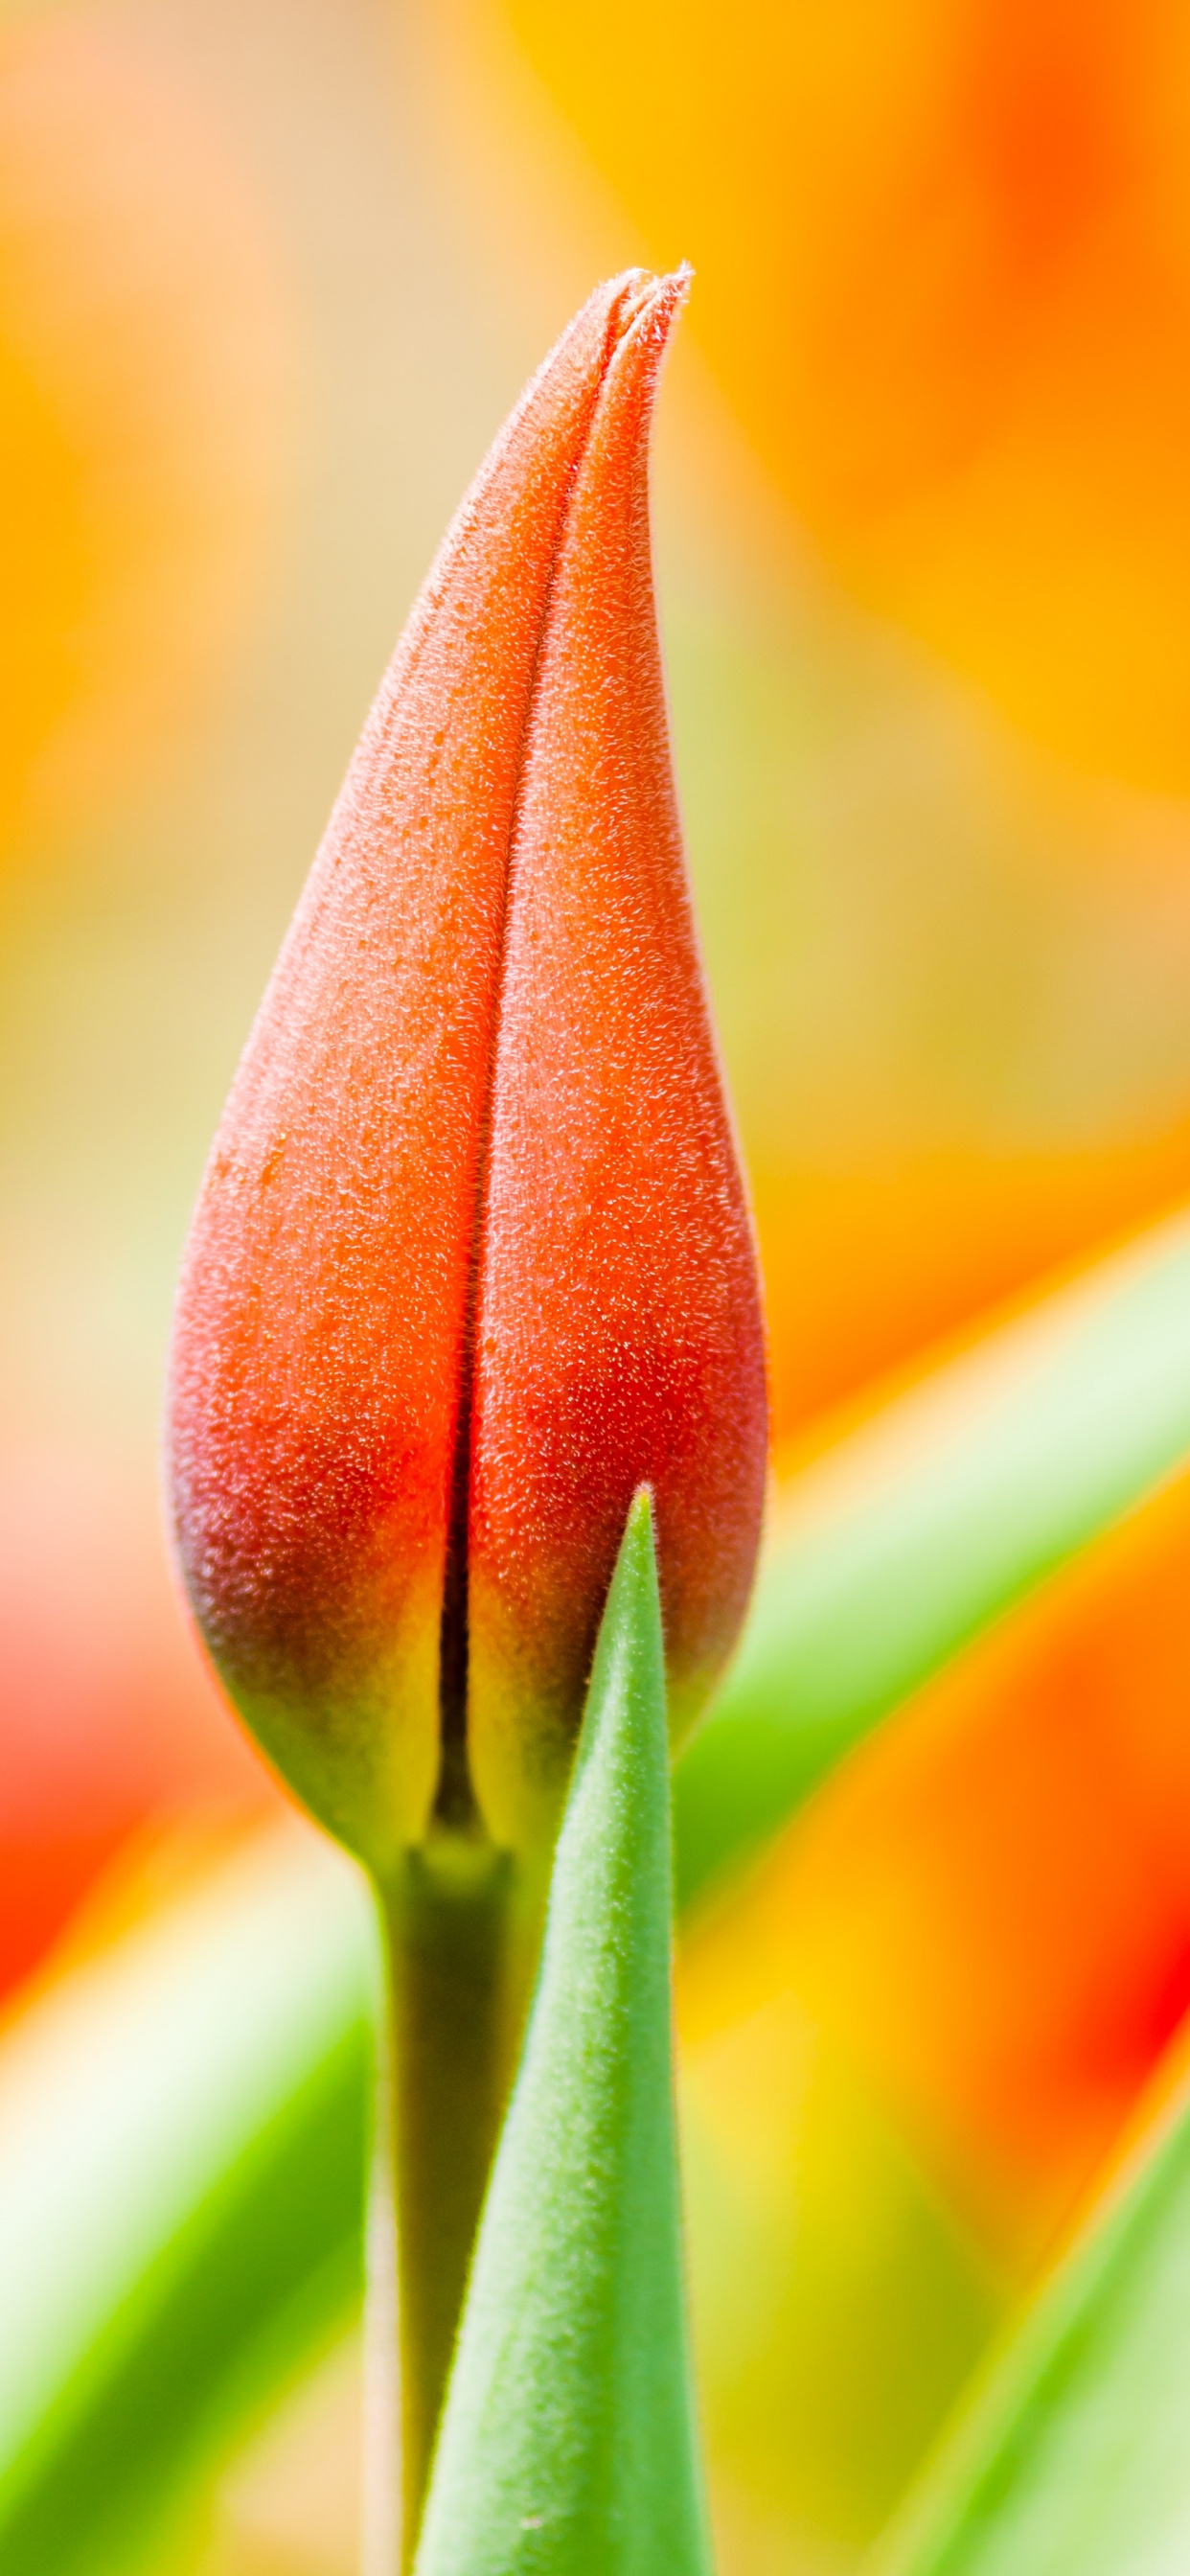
[0,1828,373,2576]
[873,2045,1190,2576]
[676,1208,1190,1908]
[414,1491,711,2575]
[681,2016,999,2553]
[7,1209,1190,2568]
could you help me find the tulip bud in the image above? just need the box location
[168,268,767,1874]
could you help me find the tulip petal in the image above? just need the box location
[170,276,675,1861]
[169,270,766,1867]
[468,270,767,1848]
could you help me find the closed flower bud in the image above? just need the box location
[168,269,767,1874]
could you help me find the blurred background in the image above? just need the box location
[9,2,1190,2569]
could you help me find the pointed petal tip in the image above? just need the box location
[598,262,693,353]
[644,264,693,354]
[584,264,688,437]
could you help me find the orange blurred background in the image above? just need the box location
[8,3,1190,2568]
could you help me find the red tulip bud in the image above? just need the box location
[168,269,767,1872]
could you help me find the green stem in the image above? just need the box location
[377,1838,536,2565]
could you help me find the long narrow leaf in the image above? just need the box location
[872,2041,1190,2576]
[8,1210,1190,2567]
[413,1491,711,2576]
[0,1827,373,2576]
[675,1207,1190,1908]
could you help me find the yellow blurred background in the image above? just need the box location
[7,3,1190,2570]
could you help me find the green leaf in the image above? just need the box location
[412,1489,712,2576]
[9,1209,1190,2571]
[873,2052,1190,2576]
[0,1828,373,2576]
[870,2039,1190,2565]
[676,1208,1190,1909]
